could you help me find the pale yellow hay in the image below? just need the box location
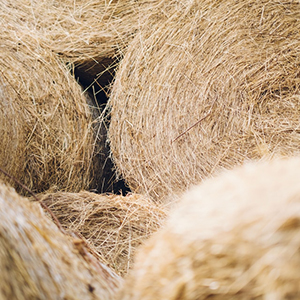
[109,0,300,201]
[0,182,122,300]
[38,191,167,276]
[0,26,96,194]
[118,157,300,299]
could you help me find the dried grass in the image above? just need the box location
[0,24,98,194]
[38,191,167,276]
[0,76,27,188]
[0,0,165,193]
[1,0,159,85]
[108,0,300,201]
[0,182,122,300]
[118,157,300,299]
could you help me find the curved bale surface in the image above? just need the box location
[118,157,300,300]
[0,76,27,188]
[0,183,122,300]
[38,191,167,276]
[109,0,300,201]
[0,26,97,194]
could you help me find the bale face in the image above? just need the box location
[0,23,97,194]
[108,0,300,201]
[118,157,300,299]
[0,183,122,300]
[38,191,167,276]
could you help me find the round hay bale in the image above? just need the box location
[108,0,300,201]
[0,25,98,194]
[0,182,122,300]
[38,191,167,276]
[118,157,300,299]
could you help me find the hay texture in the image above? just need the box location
[0,22,98,194]
[118,157,300,300]
[38,191,167,276]
[2,0,142,60]
[0,182,122,300]
[1,0,159,89]
[109,0,300,201]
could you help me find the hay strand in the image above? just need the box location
[118,157,300,299]
[0,182,122,300]
[38,191,167,276]
[1,0,159,87]
[108,0,300,201]
[0,20,98,194]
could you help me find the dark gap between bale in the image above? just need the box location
[73,58,131,195]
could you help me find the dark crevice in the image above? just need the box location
[72,58,131,195]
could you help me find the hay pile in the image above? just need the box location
[0,20,100,194]
[38,191,167,276]
[0,182,122,300]
[109,0,300,201]
[0,0,168,193]
[118,157,300,299]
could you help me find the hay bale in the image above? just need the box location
[0,23,98,194]
[0,182,122,300]
[118,157,300,299]
[38,191,167,276]
[108,0,300,201]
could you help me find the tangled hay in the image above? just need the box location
[118,157,300,300]
[38,191,167,276]
[109,0,300,201]
[1,0,166,193]
[0,19,100,194]
[0,182,122,300]
[1,0,159,89]
[0,76,27,188]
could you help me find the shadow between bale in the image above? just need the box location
[73,58,131,194]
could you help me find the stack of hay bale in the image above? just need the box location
[0,0,167,298]
[0,0,155,194]
[1,0,300,298]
